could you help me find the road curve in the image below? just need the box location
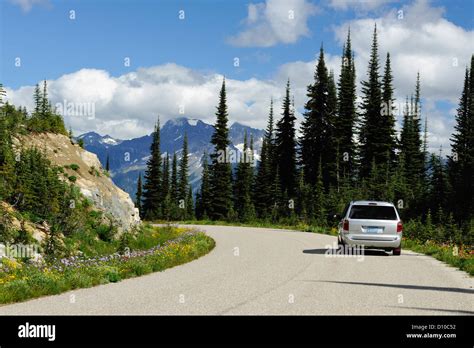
[0,225,472,315]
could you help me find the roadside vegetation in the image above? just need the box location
[0,225,215,304]
[0,83,215,305]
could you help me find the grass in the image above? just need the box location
[402,239,473,276]
[0,226,215,304]
[163,219,473,276]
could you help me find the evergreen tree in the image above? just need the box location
[399,76,426,218]
[135,173,143,217]
[254,100,275,218]
[186,185,194,220]
[106,154,110,172]
[142,118,162,220]
[41,80,49,118]
[448,56,474,223]
[0,114,15,199]
[161,154,170,220]
[326,70,338,188]
[275,80,297,197]
[428,153,449,224]
[196,153,211,219]
[33,83,41,116]
[312,161,326,225]
[381,52,397,165]
[358,25,384,178]
[209,79,233,220]
[170,152,179,219]
[336,30,357,179]
[233,132,255,221]
[178,134,189,219]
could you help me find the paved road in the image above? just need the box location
[0,225,472,315]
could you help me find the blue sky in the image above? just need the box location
[1,0,473,153]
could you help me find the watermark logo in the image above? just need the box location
[18,322,56,341]
[0,243,40,258]
[216,148,257,167]
[324,242,365,262]
[55,99,95,119]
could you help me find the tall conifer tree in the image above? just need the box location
[142,118,162,220]
[209,79,233,220]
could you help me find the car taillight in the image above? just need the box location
[343,219,349,232]
[397,221,403,233]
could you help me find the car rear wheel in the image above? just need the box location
[393,247,401,256]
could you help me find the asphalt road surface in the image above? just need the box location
[0,225,472,315]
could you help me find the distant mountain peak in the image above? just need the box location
[166,117,202,127]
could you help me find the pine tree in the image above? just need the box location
[0,114,15,199]
[196,153,211,219]
[254,100,275,218]
[358,25,384,178]
[380,52,397,165]
[312,161,326,225]
[209,78,233,220]
[106,154,110,172]
[275,80,297,197]
[161,154,170,220]
[300,46,339,192]
[428,153,449,224]
[448,55,474,223]
[233,132,255,221]
[135,173,143,217]
[399,76,426,218]
[326,70,338,188]
[142,118,162,220]
[170,152,179,219]
[33,83,41,116]
[41,80,49,118]
[178,134,189,219]
[186,185,194,220]
[336,29,357,179]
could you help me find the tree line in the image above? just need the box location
[137,121,194,221]
[139,26,473,246]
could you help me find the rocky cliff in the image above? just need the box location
[13,133,140,232]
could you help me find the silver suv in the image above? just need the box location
[337,201,402,255]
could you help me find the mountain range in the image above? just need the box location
[78,117,265,198]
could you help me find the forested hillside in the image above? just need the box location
[138,27,473,249]
[0,82,137,259]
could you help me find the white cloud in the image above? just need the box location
[328,0,398,12]
[4,0,470,154]
[330,0,473,153]
[228,0,318,47]
[4,64,285,139]
[334,0,473,103]
[9,0,50,12]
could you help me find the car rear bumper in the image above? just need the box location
[342,233,402,249]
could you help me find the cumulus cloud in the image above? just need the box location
[4,0,470,154]
[331,0,473,153]
[4,64,285,139]
[228,0,318,47]
[328,0,398,12]
[334,0,473,103]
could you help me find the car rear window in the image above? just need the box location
[349,205,398,220]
